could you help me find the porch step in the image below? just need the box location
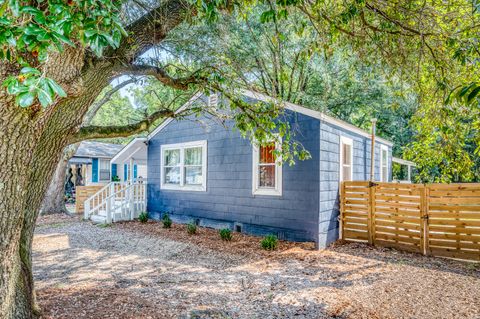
[90,214,107,224]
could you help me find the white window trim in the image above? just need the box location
[380,144,389,182]
[339,136,354,182]
[160,140,207,192]
[252,139,282,196]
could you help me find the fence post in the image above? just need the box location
[339,182,345,240]
[368,182,375,245]
[419,184,429,256]
[424,185,430,256]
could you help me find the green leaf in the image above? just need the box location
[52,32,75,47]
[467,86,480,103]
[20,67,41,75]
[260,10,275,23]
[16,91,35,107]
[46,78,67,97]
[37,87,53,107]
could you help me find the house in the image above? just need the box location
[110,90,393,248]
[69,141,124,187]
[110,138,148,182]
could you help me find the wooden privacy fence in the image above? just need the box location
[340,181,480,261]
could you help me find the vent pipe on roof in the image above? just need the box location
[370,118,377,182]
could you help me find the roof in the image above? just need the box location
[392,157,416,166]
[111,137,148,164]
[148,90,393,146]
[73,141,124,159]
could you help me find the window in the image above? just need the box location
[161,140,207,191]
[380,145,388,182]
[99,159,110,182]
[339,136,353,181]
[252,140,282,196]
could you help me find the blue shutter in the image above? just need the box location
[111,163,117,181]
[124,164,128,181]
[92,158,99,183]
[133,164,138,179]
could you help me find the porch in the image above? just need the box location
[84,138,149,224]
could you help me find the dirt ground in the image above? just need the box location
[34,214,480,319]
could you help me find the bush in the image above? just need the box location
[162,213,172,228]
[187,222,197,235]
[138,212,148,223]
[261,234,278,250]
[219,228,232,241]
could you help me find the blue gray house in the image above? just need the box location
[115,90,393,248]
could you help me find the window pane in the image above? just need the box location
[185,166,203,185]
[382,167,388,182]
[164,167,180,184]
[343,144,351,165]
[185,147,202,165]
[343,166,352,181]
[99,159,110,170]
[164,149,180,166]
[382,149,387,163]
[259,165,275,187]
[100,170,110,181]
[259,143,276,164]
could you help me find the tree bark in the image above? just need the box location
[40,145,79,215]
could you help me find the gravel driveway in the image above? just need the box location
[34,215,480,319]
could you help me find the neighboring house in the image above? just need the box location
[110,138,148,182]
[113,91,393,248]
[69,141,123,186]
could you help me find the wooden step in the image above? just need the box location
[90,214,107,224]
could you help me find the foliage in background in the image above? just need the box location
[163,7,417,157]
[405,102,480,183]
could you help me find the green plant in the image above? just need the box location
[219,228,232,241]
[162,213,172,228]
[138,212,148,223]
[261,234,278,250]
[187,222,197,235]
[112,175,120,182]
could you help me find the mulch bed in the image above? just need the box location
[115,220,316,259]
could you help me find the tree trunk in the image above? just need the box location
[0,62,112,319]
[40,145,79,215]
[0,2,193,317]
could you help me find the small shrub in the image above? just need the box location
[138,212,148,223]
[162,213,172,228]
[187,222,197,235]
[261,234,278,250]
[219,228,232,241]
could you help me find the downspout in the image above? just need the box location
[370,118,377,182]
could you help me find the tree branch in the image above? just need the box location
[72,108,176,142]
[82,78,138,125]
[117,64,207,90]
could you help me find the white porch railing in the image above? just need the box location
[84,180,147,223]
